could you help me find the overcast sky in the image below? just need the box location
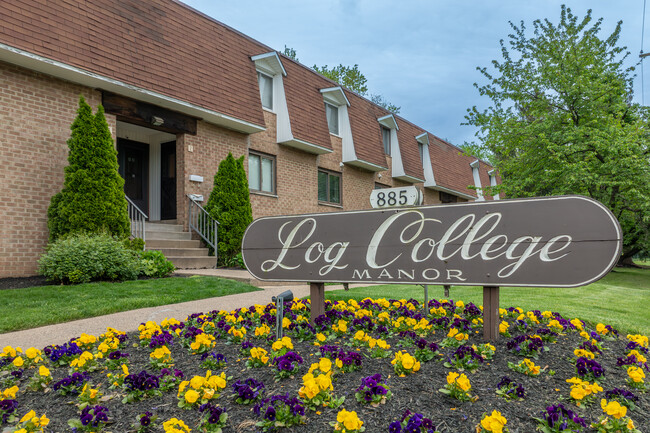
[183,0,647,148]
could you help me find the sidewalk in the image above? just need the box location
[0,269,365,350]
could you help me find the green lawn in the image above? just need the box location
[325,267,650,336]
[0,276,260,333]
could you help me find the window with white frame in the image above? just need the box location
[257,72,273,110]
[325,103,339,135]
[248,151,275,194]
[382,126,391,155]
[318,169,341,204]
[418,142,425,161]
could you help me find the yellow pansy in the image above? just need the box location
[480,410,507,433]
[601,398,627,419]
[184,389,199,404]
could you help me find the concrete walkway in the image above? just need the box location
[0,269,366,350]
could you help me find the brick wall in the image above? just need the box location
[180,121,249,229]
[0,61,115,277]
[0,64,473,278]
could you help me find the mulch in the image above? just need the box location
[0,300,647,433]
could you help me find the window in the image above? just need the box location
[325,103,339,135]
[418,143,425,161]
[382,126,391,155]
[440,191,458,203]
[257,72,273,110]
[318,169,341,204]
[248,151,275,194]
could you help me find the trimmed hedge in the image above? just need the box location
[38,233,141,284]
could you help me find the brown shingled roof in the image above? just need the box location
[394,118,426,181]
[0,0,267,128]
[427,134,478,198]
[281,58,333,150]
[345,91,389,169]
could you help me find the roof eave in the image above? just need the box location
[343,159,388,173]
[0,43,266,134]
[279,138,332,155]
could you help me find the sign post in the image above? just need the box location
[483,286,500,341]
[310,283,325,326]
[242,196,622,342]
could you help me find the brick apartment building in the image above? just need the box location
[0,0,499,278]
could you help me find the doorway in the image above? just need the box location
[117,138,149,215]
[160,141,177,220]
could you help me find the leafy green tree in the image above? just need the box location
[370,94,401,116]
[283,45,299,62]
[205,153,253,266]
[313,63,369,95]
[465,6,650,265]
[47,96,130,241]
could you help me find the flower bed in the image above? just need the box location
[0,298,648,432]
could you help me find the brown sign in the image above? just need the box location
[242,196,622,287]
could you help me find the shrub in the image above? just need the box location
[47,96,130,242]
[204,153,253,266]
[124,238,145,252]
[224,252,246,269]
[140,250,175,278]
[38,233,141,284]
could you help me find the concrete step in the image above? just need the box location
[168,256,217,269]
[152,248,209,257]
[145,239,202,249]
[146,230,192,240]
[145,223,184,233]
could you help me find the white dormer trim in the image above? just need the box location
[416,133,436,188]
[377,114,399,131]
[251,52,287,76]
[378,116,422,183]
[251,52,330,155]
[488,169,500,200]
[320,87,350,107]
[470,159,485,201]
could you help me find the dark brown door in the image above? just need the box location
[117,138,149,215]
[160,140,177,220]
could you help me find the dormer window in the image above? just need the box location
[251,52,287,114]
[382,126,391,155]
[488,169,500,200]
[257,71,273,110]
[325,102,339,135]
[320,87,349,139]
[470,159,484,201]
[377,114,398,157]
[418,142,425,161]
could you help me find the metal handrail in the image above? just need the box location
[187,195,219,258]
[126,196,148,242]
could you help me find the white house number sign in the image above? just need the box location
[370,186,423,208]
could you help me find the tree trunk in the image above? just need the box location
[617,256,642,268]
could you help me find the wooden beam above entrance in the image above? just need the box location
[102,92,198,135]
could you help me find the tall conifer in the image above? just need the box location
[205,153,253,266]
[47,96,129,241]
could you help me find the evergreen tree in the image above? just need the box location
[47,96,130,241]
[205,153,253,266]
